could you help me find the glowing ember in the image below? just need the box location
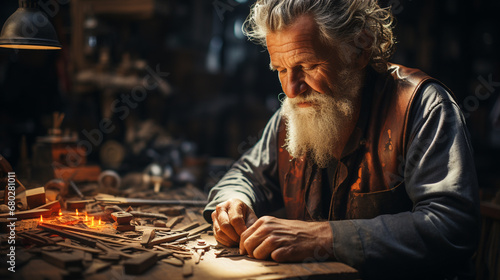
[76,209,79,216]
[58,209,62,216]
[40,215,43,223]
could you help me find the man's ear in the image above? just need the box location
[353,29,374,69]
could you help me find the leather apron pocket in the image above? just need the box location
[346,182,413,219]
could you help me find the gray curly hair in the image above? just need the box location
[243,0,396,72]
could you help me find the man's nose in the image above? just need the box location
[284,72,307,98]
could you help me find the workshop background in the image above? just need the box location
[0,0,499,279]
[0,1,499,212]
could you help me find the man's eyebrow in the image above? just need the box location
[269,62,276,71]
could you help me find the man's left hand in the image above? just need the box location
[239,216,334,262]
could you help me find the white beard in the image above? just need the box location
[280,69,363,168]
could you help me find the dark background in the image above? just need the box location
[0,0,499,194]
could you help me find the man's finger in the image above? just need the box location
[213,216,237,246]
[216,205,240,242]
[228,203,248,235]
[239,218,262,256]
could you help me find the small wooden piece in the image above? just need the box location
[148,231,189,246]
[129,211,168,220]
[162,256,184,267]
[159,206,185,216]
[38,223,97,247]
[187,223,212,236]
[66,200,93,210]
[182,259,194,277]
[25,187,46,209]
[0,207,58,219]
[176,222,199,232]
[166,215,184,229]
[113,222,135,232]
[123,252,158,275]
[41,250,84,269]
[140,229,156,246]
[111,211,133,224]
[154,220,167,227]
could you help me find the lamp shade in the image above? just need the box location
[0,0,61,50]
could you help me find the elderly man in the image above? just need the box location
[203,0,480,279]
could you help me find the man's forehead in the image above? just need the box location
[265,14,320,49]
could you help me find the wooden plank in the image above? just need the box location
[148,232,189,246]
[38,223,132,240]
[38,223,97,247]
[129,211,168,220]
[41,250,84,270]
[0,208,57,219]
[56,242,103,254]
[165,215,183,229]
[176,222,199,232]
[123,252,158,275]
[187,223,212,236]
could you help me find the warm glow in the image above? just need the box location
[0,44,61,50]
[58,209,62,216]
[40,215,43,223]
[76,209,79,216]
[85,212,88,221]
[98,217,101,225]
[91,216,94,226]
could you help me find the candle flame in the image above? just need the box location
[98,217,101,225]
[85,212,88,221]
[40,215,43,223]
[58,209,62,216]
[76,209,79,216]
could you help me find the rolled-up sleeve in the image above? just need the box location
[203,109,284,223]
[330,83,480,278]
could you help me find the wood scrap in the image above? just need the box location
[38,223,97,247]
[94,196,207,207]
[176,222,199,232]
[162,256,184,267]
[183,259,194,277]
[39,223,132,240]
[160,206,185,216]
[123,252,158,275]
[41,250,84,270]
[154,220,167,227]
[187,223,212,236]
[32,200,61,210]
[165,215,183,229]
[113,222,135,232]
[140,229,156,246]
[0,207,58,219]
[135,225,171,232]
[56,242,103,254]
[111,211,133,224]
[148,231,189,246]
[25,187,46,209]
[129,211,168,220]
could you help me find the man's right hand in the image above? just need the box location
[211,198,258,247]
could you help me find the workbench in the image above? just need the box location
[1,184,359,280]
